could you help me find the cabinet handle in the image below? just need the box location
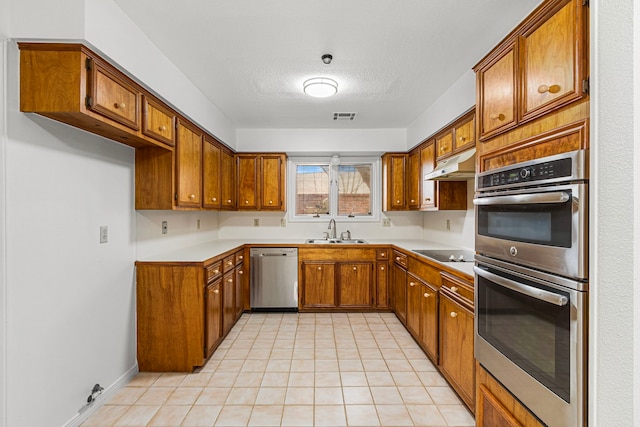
[537,84,561,94]
[159,125,167,132]
[450,311,458,318]
[212,197,217,202]
[269,200,273,204]
[450,286,458,293]
[318,267,322,271]
[227,199,232,203]
[381,253,386,257]
[459,136,466,141]
[424,292,431,298]
[489,113,506,121]
[396,199,401,204]
[114,102,126,109]
[238,270,244,275]
[396,257,401,261]
[238,255,243,260]
[410,199,415,203]
[189,194,196,199]
[380,266,385,271]
[424,198,431,201]
[227,261,233,267]
[213,289,219,294]
[353,267,357,271]
[213,269,220,275]
[245,200,249,204]
[227,278,233,283]
[409,282,416,287]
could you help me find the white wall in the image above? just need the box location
[0,38,9,427]
[5,42,137,427]
[590,0,638,425]
[406,70,476,149]
[235,128,406,154]
[7,0,85,40]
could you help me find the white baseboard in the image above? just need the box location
[63,363,139,427]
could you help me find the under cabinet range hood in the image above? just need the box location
[424,148,476,181]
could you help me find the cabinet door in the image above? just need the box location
[406,273,422,337]
[376,262,389,309]
[302,262,336,308]
[453,116,475,152]
[235,265,245,319]
[420,281,438,363]
[142,95,175,147]
[391,263,407,324]
[521,0,584,121]
[338,263,373,308]
[477,385,523,427]
[88,60,140,130]
[477,45,517,139]
[407,150,420,210]
[221,148,236,209]
[383,154,407,211]
[439,292,475,408]
[205,280,222,357]
[420,142,436,210]
[261,155,285,211]
[237,155,258,210]
[222,272,235,335]
[202,137,221,209]
[176,120,203,207]
[435,130,453,160]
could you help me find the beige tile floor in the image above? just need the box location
[82,312,475,426]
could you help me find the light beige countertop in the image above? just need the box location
[136,238,475,278]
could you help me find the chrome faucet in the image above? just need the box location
[328,219,337,239]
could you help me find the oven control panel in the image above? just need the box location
[478,157,574,190]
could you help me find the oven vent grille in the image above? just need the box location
[333,112,357,121]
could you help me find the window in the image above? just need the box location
[288,157,380,222]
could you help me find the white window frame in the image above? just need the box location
[287,156,381,223]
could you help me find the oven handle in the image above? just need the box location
[473,191,570,206]
[474,266,569,306]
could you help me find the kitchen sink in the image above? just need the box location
[412,249,475,262]
[305,238,368,244]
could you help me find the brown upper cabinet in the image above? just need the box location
[407,150,421,210]
[475,0,589,141]
[220,148,237,210]
[202,136,222,209]
[382,153,407,211]
[435,112,476,161]
[19,43,173,150]
[175,120,204,208]
[236,153,286,211]
[142,95,176,147]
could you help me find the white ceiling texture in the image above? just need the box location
[113,0,542,129]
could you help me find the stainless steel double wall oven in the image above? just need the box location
[473,150,589,427]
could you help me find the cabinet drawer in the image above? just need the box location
[393,250,408,268]
[142,95,175,146]
[376,249,390,261]
[235,251,245,266]
[89,61,139,130]
[441,273,474,307]
[206,261,222,283]
[222,255,235,273]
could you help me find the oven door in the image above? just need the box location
[474,256,587,427]
[473,182,588,280]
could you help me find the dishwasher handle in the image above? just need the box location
[260,253,290,257]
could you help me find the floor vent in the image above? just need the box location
[333,112,357,121]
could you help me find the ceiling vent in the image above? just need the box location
[333,112,357,121]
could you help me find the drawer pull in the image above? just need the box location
[213,289,219,294]
[381,252,386,257]
[238,255,243,260]
[226,261,233,267]
[213,269,220,275]
[159,125,167,132]
[396,257,401,261]
[537,84,561,94]
[489,113,506,121]
[212,197,217,202]
[459,136,466,141]
[450,311,458,318]
[450,286,458,293]
[423,292,431,298]
[114,102,126,109]
[424,197,431,201]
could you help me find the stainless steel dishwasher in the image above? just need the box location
[250,247,299,311]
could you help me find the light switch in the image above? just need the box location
[100,226,108,243]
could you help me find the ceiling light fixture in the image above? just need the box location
[303,77,338,98]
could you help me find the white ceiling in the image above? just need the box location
[113,0,542,129]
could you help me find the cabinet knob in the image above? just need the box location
[114,102,126,109]
[245,200,249,204]
[381,253,386,257]
[424,292,431,298]
[159,125,167,132]
[489,113,506,121]
[213,289,219,294]
[239,255,243,260]
[227,278,233,283]
[213,269,219,275]
[212,197,217,202]
[269,200,273,204]
[353,267,357,271]
[396,200,400,204]
[410,199,415,203]
[537,84,561,94]
[238,270,244,275]
[396,257,401,261]
[409,282,416,287]
[318,267,322,271]
[227,199,232,203]
[459,136,465,141]
[450,311,458,318]
[380,266,385,271]
[189,194,196,199]
[227,261,233,266]
[450,286,458,293]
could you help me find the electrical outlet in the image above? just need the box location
[254,218,260,227]
[162,221,168,234]
[383,218,391,227]
[281,218,287,227]
[446,219,451,231]
[99,226,108,243]
[197,219,201,229]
